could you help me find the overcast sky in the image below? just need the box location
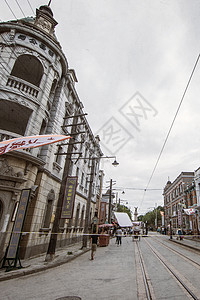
[1,0,200,215]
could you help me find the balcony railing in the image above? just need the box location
[6,76,40,98]
[0,130,20,142]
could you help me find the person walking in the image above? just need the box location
[90,232,99,260]
[116,227,122,246]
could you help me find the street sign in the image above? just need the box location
[178,210,182,226]
[2,189,31,270]
[61,177,77,219]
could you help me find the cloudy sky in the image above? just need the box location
[1,0,200,215]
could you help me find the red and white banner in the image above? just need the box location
[0,134,71,155]
[184,208,196,215]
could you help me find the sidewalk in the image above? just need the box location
[148,231,200,252]
[0,242,90,282]
[168,235,200,252]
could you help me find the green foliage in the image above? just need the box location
[138,206,164,228]
[116,204,132,221]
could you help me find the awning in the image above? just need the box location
[114,212,133,227]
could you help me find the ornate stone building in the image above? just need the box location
[163,172,194,234]
[0,5,103,260]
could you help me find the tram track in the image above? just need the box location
[151,236,200,269]
[144,238,200,300]
[135,240,153,300]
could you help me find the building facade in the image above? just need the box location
[163,172,195,234]
[0,5,103,260]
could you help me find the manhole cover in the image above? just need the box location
[56,297,81,300]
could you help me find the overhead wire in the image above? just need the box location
[27,0,35,14]
[139,53,200,211]
[3,0,18,19]
[15,0,26,18]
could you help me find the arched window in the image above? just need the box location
[43,189,55,228]
[47,79,57,110]
[11,54,43,86]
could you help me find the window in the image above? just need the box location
[47,79,57,111]
[85,177,88,190]
[11,54,43,86]
[81,172,84,186]
[80,206,85,228]
[0,99,32,135]
[76,167,79,184]
[55,146,63,165]
[74,203,80,228]
[43,190,55,228]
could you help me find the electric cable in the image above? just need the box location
[139,53,200,211]
[3,0,18,19]
[27,0,35,15]
[15,0,26,18]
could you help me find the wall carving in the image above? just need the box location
[8,95,30,108]
[0,158,19,177]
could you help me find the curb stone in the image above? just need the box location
[0,248,90,282]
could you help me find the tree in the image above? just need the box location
[138,206,164,229]
[116,204,132,220]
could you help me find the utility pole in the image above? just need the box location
[82,158,96,247]
[108,179,112,223]
[96,170,104,233]
[155,203,157,230]
[46,111,81,261]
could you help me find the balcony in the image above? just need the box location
[0,129,20,142]
[6,76,40,98]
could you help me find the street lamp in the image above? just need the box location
[169,217,172,240]
[82,155,119,248]
[112,158,119,167]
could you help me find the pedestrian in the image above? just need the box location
[90,232,99,260]
[116,227,122,246]
[177,228,183,240]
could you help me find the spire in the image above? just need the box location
[34,4,57,36]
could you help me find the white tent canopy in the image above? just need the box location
[114,212,133,227]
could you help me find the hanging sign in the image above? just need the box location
[6,189,31,259]
[0,134,71,155]
[184,208,196,215]
[61,177,77,219]
[178,210,182,226]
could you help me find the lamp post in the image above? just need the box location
[155,203,158,231]
[96,170,104,233]
[108,179,113,224]
[82,156,119,248]
[170,218,172,239]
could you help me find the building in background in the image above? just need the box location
[99,189,115,224]
[163,172,195,235]
[193,167,200,235]
[0,4,103,260]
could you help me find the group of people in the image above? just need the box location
[89,226,124,260]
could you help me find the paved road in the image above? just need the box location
[0,235,200,300]
[0,237,137,300]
